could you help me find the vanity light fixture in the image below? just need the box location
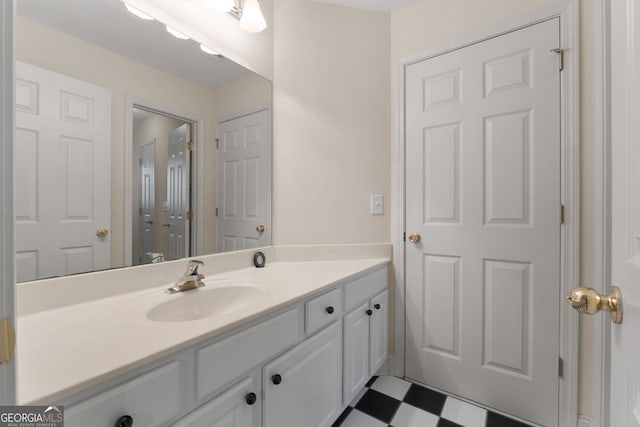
[124,3,154,20]
[165,25,190,40]
[205,0,236,13]
[204,0,267,34]
[239,0,267,33]
[200,44,221,56]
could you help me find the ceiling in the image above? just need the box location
[16,0,252,89]
[310,0,415,12]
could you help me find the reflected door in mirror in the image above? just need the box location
[167,124,191,260]
[14,62,111,281]
[217,109,271,252]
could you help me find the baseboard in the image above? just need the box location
[578,415,592,427]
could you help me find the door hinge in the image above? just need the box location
[0,318,16,364]
[216,138,220,149]
[186,211,193,221]
[215,208,219,218]
[560,204,565,224]
[403,232,406,242]
[551,48,564,71]
[187,141,194,151]
[558,357,564,378]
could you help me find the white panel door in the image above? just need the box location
[14,61,111,281]
[610,1,640,425]
[405,19,561,426]
[166,124,190,261]
[217,109,271,252]
[138,140,155,264]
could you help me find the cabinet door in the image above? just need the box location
[263,321,342,427]
[342,302,370,407]
[174,372,260,427]
[369,290,388,376]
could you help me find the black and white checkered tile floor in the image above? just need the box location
[332,376,534,427]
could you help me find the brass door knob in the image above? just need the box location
[408,233,421,243]
[96,228,109,238]
[256,225,265,233]
[162,222,171,227]
[565,286,623,324]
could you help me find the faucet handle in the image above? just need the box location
[187,259,204,275]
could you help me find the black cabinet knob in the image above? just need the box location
[115,415,133,427]
[245,392,257,405]
[325,306,335,314]
[366,309,373,316]
[374,304,381,310]
[271,373,282,385]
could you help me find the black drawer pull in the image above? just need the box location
[374,303,381,310]
[245,392,257,405]
[366,309,373,316]
[115,415,133,427]
[272,373,282,385]
[325,306,335,314]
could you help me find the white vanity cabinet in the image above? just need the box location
[263,321,342,427]
[342,266,389,406]
[61,265,388,427]
[173,370,261,427]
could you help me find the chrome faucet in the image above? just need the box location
[165,260,205,294]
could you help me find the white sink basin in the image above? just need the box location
[146,285,268,322]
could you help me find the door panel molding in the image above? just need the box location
[392,2,579,426]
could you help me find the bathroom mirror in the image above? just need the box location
[14,0,272,282]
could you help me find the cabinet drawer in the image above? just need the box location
[197,307,302,400]
[344,267,388,311]
[305,287,341,335]
[65,361,185,427]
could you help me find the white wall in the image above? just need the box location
[272,0,391,246]
[391,0,599,418]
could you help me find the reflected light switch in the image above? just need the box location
[370,194,384,215]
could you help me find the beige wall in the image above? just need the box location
[271,0,391,246]
[391,0,597,418]
[15,16,270,264]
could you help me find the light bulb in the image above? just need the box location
[200,44,221,56]
[124,3,154,20]
[205,0,235,12]
[165,25,189,40]
[240,0,267,33]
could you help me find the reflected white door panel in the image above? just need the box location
[15,61,111,281]
[217,109,271,253]
[138,140,155,264]
[166,124,190,261]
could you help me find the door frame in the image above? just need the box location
[124,97,205,265]
[392,1,580,425]
[0,0,16,405]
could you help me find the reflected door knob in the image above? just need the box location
[408,233,421,243]
[96,228,109,238]
[162,222,171,227]
[565,286,623,324]
[256,225,265,233]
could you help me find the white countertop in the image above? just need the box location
[17,248,390,405]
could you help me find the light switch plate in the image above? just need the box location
[370,194,384,215]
